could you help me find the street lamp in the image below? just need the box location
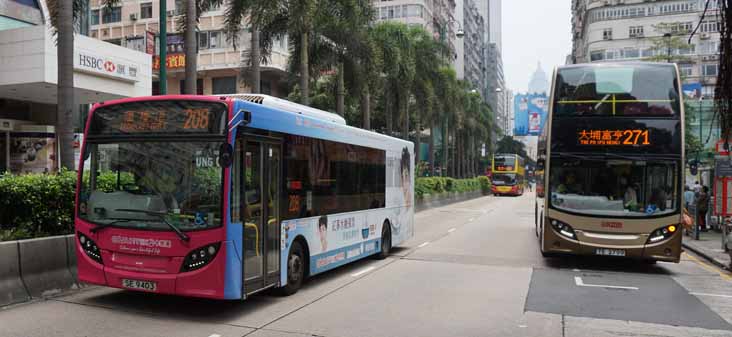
[438,18,464,177]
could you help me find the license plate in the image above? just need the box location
[595,248,626,257]
[122,279,157,291]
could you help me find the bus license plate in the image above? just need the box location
[122,279,157,292]
[595,248,626,257]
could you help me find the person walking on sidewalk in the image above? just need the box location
[696,186,710,232]
[684,185,695,208]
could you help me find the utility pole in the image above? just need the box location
[159,0,168,94]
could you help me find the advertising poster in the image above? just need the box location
[682,82,702,99]
[514,93,548,136]
[9,132,56,173]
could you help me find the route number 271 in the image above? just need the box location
[622,129,650,145]
[183,108,210,130]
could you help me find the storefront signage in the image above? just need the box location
[75,51,139,82]
[578,129,650,146]
[153,53,186,70]
[146,30,155,55]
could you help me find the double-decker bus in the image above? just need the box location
[75,94,414,299]
[536,62,684,263]
[491,153,526,196]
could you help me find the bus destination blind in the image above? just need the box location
[577,129,650,146]
[90,101,226,135]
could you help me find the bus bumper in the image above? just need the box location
[542,226,681,263]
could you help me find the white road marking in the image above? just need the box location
[417,242,430,248]
[209,334,221,337]
[469,218,475,222]
[448,228,457,233]
[690,292,732,298]
[572,269,581,272]
[351,266,376,277]
[574,276,638,290]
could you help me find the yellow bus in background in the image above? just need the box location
[491,154,526,196]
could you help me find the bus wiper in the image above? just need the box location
[90,219,134,233]
[114,209,190,242]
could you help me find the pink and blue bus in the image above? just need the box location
[75,94,414,299]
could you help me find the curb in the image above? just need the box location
[682,241,730,271]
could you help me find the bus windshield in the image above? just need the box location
[549,157,678,217]
[492,173,517,186]
[494,155,516,171]
[78,141,223,230]
[553,64,680,117]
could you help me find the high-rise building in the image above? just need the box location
[528,62,549,95]
[570,0,722,148]
[454,0,486,94]
[88,0,289,96]
[373,0,458,52]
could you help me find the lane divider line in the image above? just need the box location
[350,266,376,277]
[469,218,475,222]
[690,292,732,298]
[417,242,430,248]
[574,276,638,290]
[209,334,221,337]
[448,228,456,233]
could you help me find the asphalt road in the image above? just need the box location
[3,193,732,337]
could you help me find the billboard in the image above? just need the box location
[682,82,702,99]
[514,93,548,136]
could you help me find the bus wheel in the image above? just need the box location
[375,222,392,260]
[280,240,305,296]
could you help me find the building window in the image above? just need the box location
[104,38,122,46]
[623,48,640,59]
[101,6,121,24]
[380,7,387,20]
[702,85,715,98]
[703,64,718,77]
[701,21,720,33]
[590,50,604,62]
[90,9,100,25]
[212,76,237,94]
[679,64,693,77]
[629,26,643,38]
[602,28,612,40]
[699,40,720,54]
[388,7,394,18]
[140,3,153,19]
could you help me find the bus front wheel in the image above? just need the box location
[280,240,305,296]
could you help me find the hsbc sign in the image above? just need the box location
[75,52,139,82]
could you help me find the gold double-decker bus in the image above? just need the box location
[491,154,526,196]
[536,62,684,263]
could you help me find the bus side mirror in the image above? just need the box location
[219,143,234,168]
[537,158,545,171]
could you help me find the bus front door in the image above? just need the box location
[242,139,281,295]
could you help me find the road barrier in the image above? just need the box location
[18,236,78,298]
[0,241,30,307]
[415,190,485,213]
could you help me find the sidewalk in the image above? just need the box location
[682,230,731,270]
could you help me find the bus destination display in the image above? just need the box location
[578,129,650,146]
[89,100,226,135]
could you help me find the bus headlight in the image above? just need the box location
[550,219,576,239]
[78,233,103,264]
[647,225,677,244]
[180,243,221,272]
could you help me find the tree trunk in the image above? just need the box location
[442,119,448,177]
[336,62,344,116]
[414,108,421,174]
[361,85,370,129]
[184,0,197,94]
[429,123,436,176]
[386,91,393,135]
[251,24,261,93]
[57,0,74,170]
[401,94,409,140]
[300,31,310,105]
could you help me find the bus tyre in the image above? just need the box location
[375,223,391,260]
[280,241,305,296]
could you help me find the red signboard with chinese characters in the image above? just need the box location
[152,53,186,70]
[577,129,650,146]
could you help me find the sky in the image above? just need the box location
[502,0,572,93]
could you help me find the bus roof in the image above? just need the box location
[556,62,677,71]
[216,93,347,125]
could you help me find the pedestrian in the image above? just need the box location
[683,185,695,208]
[694,180,702,194]
[696,186,710,231]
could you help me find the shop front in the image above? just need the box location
[0,25,151,173]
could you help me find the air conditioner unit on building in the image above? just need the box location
[167,10,177,17]
[702,55,712,61]
[701,33,710,39]
[129,13,137,21]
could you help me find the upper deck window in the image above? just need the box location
[553,64,680,117]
